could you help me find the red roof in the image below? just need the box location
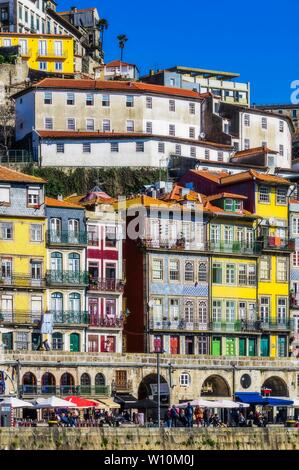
[45,196,83,209]
[105,60,136,68]
[206,192,248,202]
[64,396,96,408]
[58,8,96,15]
[0,165,46,183]
[232,146,278,159]
[12,78,209,100]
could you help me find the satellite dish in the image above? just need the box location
[148,300,154,308]
[199,132,206,139]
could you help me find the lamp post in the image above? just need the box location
[155,346,165,428]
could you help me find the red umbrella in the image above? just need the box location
[64,396,96,408]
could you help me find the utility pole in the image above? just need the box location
[16,360,21,398]
[157,350,160,428]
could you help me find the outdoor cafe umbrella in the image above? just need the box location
[64,396,96,408]
[215,400,250,409]
[34,396,78,409]
[125,398,158,423]
[0,397,34,408]
[176,399,222,408]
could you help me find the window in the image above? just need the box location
[226,301,235,322]
[244,139,250,150]
[244,114,250,126]
[152,259,163,280]
[184,261,194,282]
[105,226,117,248]
[86,93,94,106]
[293,252,299,267]
[169,259,179,281]
[16,332,28,350]
[126,95,134,107]
[279,121,284,132]
[30,224,42,242]
[212,300,222,322]
[44,91,52,104]
[56,143,64,153]
[293,110,297,118]
[146,96,152,109]
[277,257,288,282]
[198,262,207,282]
[158,142,165,153]
[261,117,267,129]
[27,188,40,206]
[169,299,179,320]
[180,373,190,386]
[292,217,299,235]
[45,117,53,130]
[260,297,270,323]
[66,92,74,105]
[127,120,134,132]
[24,8,28,22]
[175,144,181,156]
[100,119,111,133]
[260,256,271,280]
[277,298,287,324]
[198,334,208,354]
[217,151,223,162]
[83,143,91,153]
[31,260,42,281]
[102,94,110,107]
[204,149,210,160]
[190,147,196,158]
[212,263,222,284]
[279,144,284,156]
[276,188,287,205]
[3,38,11,47]
[238,264,247,285]
[189,127,195,139]
[111,142,119,152]
[189,102,195,114]
[67,118,75,130]
[259,186,270,203]
[199,301,208,324]
[248,265,256,285]
[52,332,63,350]
[86,118,94,131]
[146,121,152,134]
[0,185,10,204]
[169,99,175,112]
[0,222,13,240]
[184,301,194,322]
[54,62,62,71]
[239,301,246,320]
[226,264,235,284]
[136,142,144,152]
[169,124,175,136]
[233,141,239,151]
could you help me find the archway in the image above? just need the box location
[138,373,169,404]
[262,376,289,397]
[22,372,37,395]
[60,372,75,395]
[80,373,91,395]
[201,375,231,397]
[95,373,106,394]
[41,372,56,394]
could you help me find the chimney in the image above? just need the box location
[71,6,77,12]
[57,194,63,201]
[150,69,154,76]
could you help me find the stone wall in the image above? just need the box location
[0,428,299,450]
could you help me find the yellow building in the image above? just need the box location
[0,33,74,74]
[0,165,47,351]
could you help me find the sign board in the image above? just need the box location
[150,383,170,396]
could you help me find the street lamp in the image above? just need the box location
[154,346,165,428]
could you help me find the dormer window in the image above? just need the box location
[224,198,243,212]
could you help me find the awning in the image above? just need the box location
[97,398,120,409]
[236,392,294,406]
[114,393,137,408]
[267,397,294,406]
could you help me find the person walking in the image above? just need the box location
[170,405,179,428]
[203,407,210,427]
[194,406,203,427]
[185,402,194,428]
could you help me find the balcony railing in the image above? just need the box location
[88,234,99,246]
[210,320,260,332]
[89,316,123,328]
[149,319,269,333]
[149,319,209,331]
[47,230,87,246]
[141,238,259,255]
[0,149,34,164]
[209,241,259,255]
[52,310,89,324]
[88,278,125,292]
[0,310,42,324]
[46,270,89,286]
[19,385,110,396]
[112,379,133,393]
[260,237,295,252]
[260,320,293,331]
[0,275,46,289]
[36,50,68,59]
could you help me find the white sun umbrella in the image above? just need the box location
[0,397,34,408]
[176,399,221,408]
[34,396,78,408]
[215,400,250,409]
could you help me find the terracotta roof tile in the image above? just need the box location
[45,196,83,209]
[232,146,278,159]
[221,169,290,185]
[206,192,248,202]
[105,60,136,68]
[187,169,230,183]
[0,165,46,184]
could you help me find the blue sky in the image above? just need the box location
[60,0,299,104]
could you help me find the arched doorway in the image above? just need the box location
[201,375,231,397]
[60,372,75,395]
[138,374,170,421]
[95,373,106,394]
[70,332,80,352]
[22,372,37,395]
[41,372,56,394]
[262,376,289,397]
[80,373,91,395]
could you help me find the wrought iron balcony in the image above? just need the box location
[141,238,259,255]
[210,320,261,332]
[149,319,208,331]
[149,319,264,333]
[19,385,110,396]
[46,230,87,246]
[89,316,123,328]
[112,379,133,393]
[0,275,46,289]
[0,310,42,324]
[46,270,89,286]
[208,240,259,255]
[36,49,68,59]
[260,237,295,252]
[260,320,293,331]
[88,278,125,292]
[52,310,89,324]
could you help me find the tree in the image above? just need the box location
[117,34,128,64]
[98,18,108,54]
[0,102,15,154]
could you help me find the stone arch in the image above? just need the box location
[138,373,169,404]
[201,374,231,397]
[41,372,56,394]
[80,373,91,394]
[22,372,37,394]
[60,372,75,395]
[262,376,289,397]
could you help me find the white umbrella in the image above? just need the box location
[176,399,221,408]
[216,400,250,409]
[33,396,78,408]
[0,397,33,408]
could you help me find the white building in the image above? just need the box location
[95,60,139,81]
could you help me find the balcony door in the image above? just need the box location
[50,218,61,242]
[54,40,62,56]
[51,252,62,271]
[88,334,98,352]
[1,258,12,283]
[68,219,79,243]
[68,253,80,282]
[105,299,116,324]
[88,299,99,325]
[31,296,42,323]
[38,39,47,55]
[51,292,63,322]
[1,295,13,321]
[70,332,80,352]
